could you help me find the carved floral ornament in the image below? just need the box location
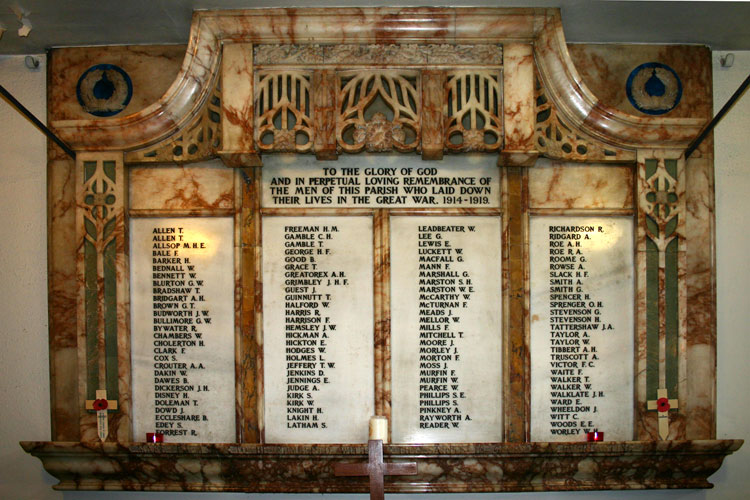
[25,7,743,495]
[52,8,704,163]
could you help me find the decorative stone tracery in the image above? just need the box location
[126,79,222,164]
[445,70,503,152]
[534,76,634,162]
[337,71,420,154]
[255,70,314,153]
[30,6,738,495]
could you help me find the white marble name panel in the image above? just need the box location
[261,154,500,208]
[131,217,236,443]
[530,216,634,442]
[263,216,375,443]
[390,216,503,443]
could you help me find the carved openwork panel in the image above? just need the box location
[29,7,738,496]
[445,71,503,152]
[125,80,222,164]
[534,76,635,162]
[337,70,420,153]
[636,154,687,441]
[641,158,683,252]
[255,70,314,153]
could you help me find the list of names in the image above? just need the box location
[263,216,374,443]
[530,217,634,441]
[391,216,503,443]
[131,218,236,443]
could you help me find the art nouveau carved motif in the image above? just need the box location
[338,71,420,153]
[255,71,314,153]
[75,153,130,443]
[32,7,736,495]
[636,153,687,440]
[534,77,635,162]
[125,81,222,164]
[445,71,503,152]
[641,158,683,253]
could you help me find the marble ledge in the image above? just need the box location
[21,440,742,493]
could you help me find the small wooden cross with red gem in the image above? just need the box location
[647,387,678,440]
[334,440,417,500]
[85,389,118,442]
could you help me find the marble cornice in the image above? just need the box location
[49,7,704,155]
[21,440,743,492]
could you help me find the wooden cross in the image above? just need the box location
[647,387,678,440]
[334,440,417,500]
[85,389,118,442]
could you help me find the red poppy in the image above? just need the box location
[657,397,670,412]
[93,398,108,411]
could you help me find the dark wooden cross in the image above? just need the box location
[334,440,417,500]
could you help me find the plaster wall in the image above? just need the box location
[0,51,747,499]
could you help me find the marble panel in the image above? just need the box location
[502,43,535,153]
[262,216,375,443]
[239,167,263,443]
[129,160,234,212]
[684,156,716,439]
[47,156,79,441]
[130,217,236,443]
[221,43,256,155]
[261,154,500,209]
[568,44,712,121]
[390,216,503,443]
[534,11,704,150]
[48,45,185,121]
[529,159,634,210]
[530,216,634,442]
[503,167,528,443]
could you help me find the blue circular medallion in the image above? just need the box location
[76,64,133,117]
[626,62,682,115]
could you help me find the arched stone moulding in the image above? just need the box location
[49,7,706,156]
[533,10,703,151]
[28,6,740,493]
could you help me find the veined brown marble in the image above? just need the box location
[534,11,705,150]
[503,44,535,158]
[240,167,263,443]
[21,440,742,492]
[48,157,79,441]
[528,160,634,210]
[221,43,257,157]
[129,161,234,212]
[568,44,712,121]
[504,167,528,442]
[421,70,445,161]
[37,5,731,493]
[48,45,185,121]
[684,157,717,439]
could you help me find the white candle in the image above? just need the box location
[369,416,388,443]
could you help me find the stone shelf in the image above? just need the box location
[21,439,742,493]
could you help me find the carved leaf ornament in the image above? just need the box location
[338,71,420,153]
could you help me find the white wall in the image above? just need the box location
[0,52,747,500]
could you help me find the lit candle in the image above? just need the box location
[369,416,388,443]
[586,431,604,442]
[146,432,164,443]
